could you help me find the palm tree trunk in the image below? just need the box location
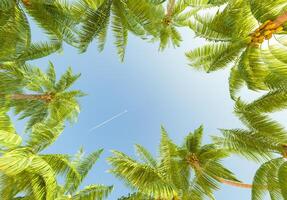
[216,177,253,189]
[274,12,287,27]
[22,0,31,6]
[2,93,53,102]
[166,0,176,18]
[187,154,255,189]
[190,162,252,190]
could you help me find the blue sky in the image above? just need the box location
[21,20,279,199]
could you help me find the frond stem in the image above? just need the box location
[186,153,257,189]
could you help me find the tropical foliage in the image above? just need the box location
[0,0,63,64]
[0,0,215,61]
[108,126,242,199]
[214,100,287,200]
[0,62,83,130]
[186,0,287,99]
[0,107,112,200]
[2,0,287,199]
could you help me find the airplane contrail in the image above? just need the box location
[89,110,128,132]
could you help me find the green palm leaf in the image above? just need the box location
[72,185,113,200]
[0,108,21,148]
[108,150,176,199]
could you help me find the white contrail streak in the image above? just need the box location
[89,110,128,132]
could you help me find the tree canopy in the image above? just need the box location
[1,0,287,199]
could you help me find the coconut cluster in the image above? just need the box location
[162,16,172,26]
[186,153,200,169]
[249,20,284,45]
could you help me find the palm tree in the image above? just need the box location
[186,0,287,99]
[108,142,178,199]
[108,126,242,199]
[0,106,112,200]
[74,0,206,60]
[2,0,227,62]
[3,0,191,62]
[214,100,287,199]
[0,62,83,130]
[176,125,254,197]
[147,0,201,51]
[73,0,162,61]
[3,0,159,62]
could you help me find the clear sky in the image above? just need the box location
[20,19,285,199]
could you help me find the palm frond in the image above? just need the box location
[108,150,176,199]
[78,0,112,52]
[216,129,276,161]
[0,107,22,148]
[184,125,204,153]
[24,0,78,45]
[65,149,103,193]
[112,6,129,62]
[252,158,284,200]
[17,40,62,62]
[235,100,287,141]
[249,0,287,23]
[135,144,157,167]
[278,161,287,199]
[229,65,245,100]
[72,184,113,200]
[26,119,64,152]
